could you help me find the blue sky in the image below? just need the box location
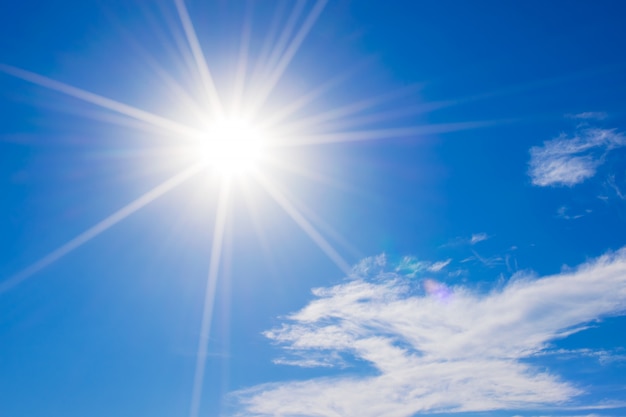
[2,1,626,417]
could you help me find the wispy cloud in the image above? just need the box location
[395,256,452,276]
[443,232,490,247]
[471,232,489,244]
[517,414,607,417]
[528,126,626,187]
[566,112,608,121]
[428,258,452,272]
[556,206,591,220]
[606,175,626,200]
[236,249,626,416]
[461,249,504,268]
[535,348,626,366]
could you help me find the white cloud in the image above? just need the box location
[528,127,626,187]
[236,249,626,416]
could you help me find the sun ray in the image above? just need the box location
[255,172,351,273]
[271,180,363,261]
[239,180,281,280]
[258,60,372,131]
[275,85,422,135]
[325,102,449,132]
[265,154,362,198]
[0,64,202,139]
[247,0,328,117]
[230,2,253,115]
[174,0,223,118]
[123,40,210,126]
[189,178,231,417]
[0,164,203,295]
[260,0,306,81]
[248,1,287,88]
[272,120,499,147]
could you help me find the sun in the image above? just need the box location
[0,1,389,416]
[195,117,268,176]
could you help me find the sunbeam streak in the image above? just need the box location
[174,0,223,118]
[255,172,351,273]
[277,85,421,135]
[0,64,202,139]
[0,164,204,295]
[189,179,231,417]
[260,0,307,82]
[230,4,253,115]
[258,61,370,131]
[247,0,328,117]
[273,120,499,147]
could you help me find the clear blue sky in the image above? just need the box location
[2,1,626,417]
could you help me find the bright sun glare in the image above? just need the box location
[0,2,421,417]
[196,118,267,176]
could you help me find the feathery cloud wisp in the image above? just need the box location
[470,232,489,244]
[566,112,608,121]
[528,127,625,187]
[442,232,490,247]
[427,258,452,272]
[237,248,626,416]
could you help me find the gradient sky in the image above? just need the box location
[2,1,626,417]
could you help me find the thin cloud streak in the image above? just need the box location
[567,112,608,121]
[428,259,452,272]
[236,248,626,416]
[442,232,490,248]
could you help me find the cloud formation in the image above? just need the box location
[528,127,625,187]
[236,248,626,416]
